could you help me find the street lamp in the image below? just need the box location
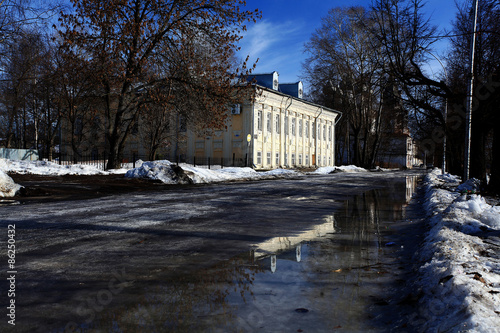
[464,0,479,181]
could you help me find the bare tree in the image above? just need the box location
[303,6,388,168]
[58,0,260,169]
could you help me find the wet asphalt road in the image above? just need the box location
[0,170,426,332]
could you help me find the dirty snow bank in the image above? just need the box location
[0,169,22,197]
[125,160,300,184]
[0,158,127,176]
[313,165,368,174]
[417,169,500,332]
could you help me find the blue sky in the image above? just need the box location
[238,0,459,84]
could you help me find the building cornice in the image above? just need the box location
[252,84,342,118]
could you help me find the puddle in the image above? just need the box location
[63,176,420,332]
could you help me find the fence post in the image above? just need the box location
[133,152,136,169]
[232,153,235,167]
[221,157,223,169]
[193,156,196,167]
[245,154,248,167]
[208,157,211,170]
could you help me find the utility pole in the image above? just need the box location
[464,0,479,181]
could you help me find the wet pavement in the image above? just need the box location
[0,170,425,332]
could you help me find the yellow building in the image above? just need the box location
[187,72,341,169]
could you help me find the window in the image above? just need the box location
[285,117,289,135]
[312,122,315,139]
[275,114,280,134]
[291,153,296,165]
[231,104,241,114]
[292,118,296,136]
[266,152,271,165]
[275,152,280,165]
[267,112,272,132]
[299,154,303,165]
[305,154,309,165]
[328,126,332,142]
[257,111,262,131]
[323,125,326,140]
[305,120,309,138]
[299,119,303,137]
[257,151,262,164]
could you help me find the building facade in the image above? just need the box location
[187,72,341,169]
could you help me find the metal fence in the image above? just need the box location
[39,152,253,171]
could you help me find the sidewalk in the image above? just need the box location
[414,169,500,332]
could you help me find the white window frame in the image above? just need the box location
[257,110,262,131]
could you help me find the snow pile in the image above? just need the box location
[0,158,127,175]
[456,178,482,194]
[125,160,181,184]
[125,160,300,184]
[0,169,22,197]
[416,169,500,332]
[313,165,368,174]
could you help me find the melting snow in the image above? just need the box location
[0,169,22,197]
[418,169,500,332]
[313,165,368,174]
[2,157,500,330]
[125,160,300,184]
[0,158,127,176]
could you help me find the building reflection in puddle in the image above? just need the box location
[250,214,337,273]
[61,175,421,332]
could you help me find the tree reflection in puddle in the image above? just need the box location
[63,175,420,332]
[211,175,421,332]
[74,254,265,332]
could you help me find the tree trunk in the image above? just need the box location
[488,126,500,194]
[352,130,361,166]
[106,134,123,170]
[470,125,488,182]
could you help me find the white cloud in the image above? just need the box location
[238,19,307,80]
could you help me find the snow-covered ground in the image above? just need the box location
[417,169,500,332]
[125,160,300,184]
[0,158,127,176]
[313,165,369,174]
[0,169,22,197]
[2,157,500,331]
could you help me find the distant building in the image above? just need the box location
[375,80,420,169]
[187,72,341,169]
